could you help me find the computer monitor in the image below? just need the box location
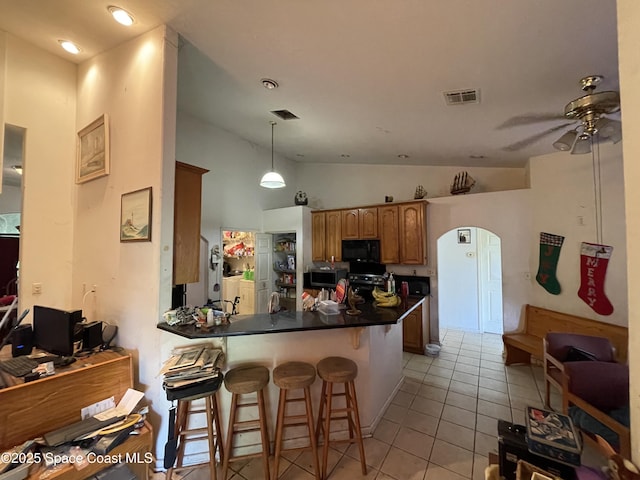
[33,305,82,356]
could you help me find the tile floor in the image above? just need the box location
[154,329,597,480]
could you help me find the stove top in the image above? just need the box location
[348,273,385,287]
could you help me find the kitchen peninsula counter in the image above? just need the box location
[157,296,425,339]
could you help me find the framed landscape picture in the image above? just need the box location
[120,187,152,242]
[76,114,110,184]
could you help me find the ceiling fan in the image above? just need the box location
[500,75,621,154]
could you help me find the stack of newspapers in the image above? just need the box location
[159,343,224,390]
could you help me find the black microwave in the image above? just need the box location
[342,239,380,263]
[309,268,348,288]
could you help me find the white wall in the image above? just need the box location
[2,32,77,310]
[73,26,178,455]
[297,163,527,210]
[427,190,533,340]
[529,144,627,325]
[617,0,640,459]
[437,227,480,331]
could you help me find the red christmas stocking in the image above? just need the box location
[577,242,614,316]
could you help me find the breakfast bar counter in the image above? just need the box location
[157,296,424,340]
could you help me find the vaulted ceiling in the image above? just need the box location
[0,0,620,180]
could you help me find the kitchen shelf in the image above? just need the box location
[274,268,296,274]
[275,281,297,288]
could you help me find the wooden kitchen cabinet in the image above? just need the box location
[399,201,426,265]
[379,205,399,264]
[325,210,342,261]
[342,208,378,239]
[403,299,430,354]
[312,211,326,262]
[173,161,209,285]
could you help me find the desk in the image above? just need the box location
[0,349,152,480]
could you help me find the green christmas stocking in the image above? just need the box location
[536,232,564,295]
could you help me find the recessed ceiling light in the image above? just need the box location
[261,78,279,90]
[59,40,80,54]
[469,155,486,159]
[12,165,23,175]
[397,154,409,159]
[108,6,135,26]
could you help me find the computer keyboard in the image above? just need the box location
[0,355,70,377]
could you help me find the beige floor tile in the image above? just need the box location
[478,368,506,382]
[458,349,481,360]
[278,463,317,480]
[424,463,469,480]
[429,439,474,477]
[423,373,451,389]
[508,383,541,400]
[428,365,454,379]
[456,354,481,366]
[400,378,421,394]
[475,430,499,457]
[439,352,460,362]
[345,436,390,470]
[479,359,505,372]
[326,455,378,480]
[403,368,426,382]
[406,358,430,373]
[445,390,478,412]
[380,446,429,480]
[373,418,400,444]
[392,426,435,460]
[454,362,480,375]
[451,371,479,386]
[392,390,415,408]
[401,409,440,436]
[417,384,448,402]
[478,376,508,393]
[237,457,271,480]
[449,380,478,397]
[441,404,476,429]
[436,419,475,451]
[475,414,499,437]
[431,358,456,370]
[383,403,408,424]
[478,386,510,406]
[473,454,489,480]
[410,396,445,418]
[477,399,512,421]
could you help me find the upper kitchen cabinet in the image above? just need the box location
[399,202,427,264]
[311,212,326,262]
[342,208,378,239]
[311,210,342,262]
[173,161,209,285]
[379,205,399,264]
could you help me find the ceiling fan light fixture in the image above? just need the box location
[571,134,592,155]
[595,117,622,143]
[553,129,578,151]
[260,121,286,189]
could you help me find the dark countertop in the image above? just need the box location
[157,296,425,339]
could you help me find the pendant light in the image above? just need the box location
[260,121,286,188]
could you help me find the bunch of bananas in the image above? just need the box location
[372,287,401,307]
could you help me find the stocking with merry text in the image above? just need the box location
[577,242,614,316]
[536,232,564,295]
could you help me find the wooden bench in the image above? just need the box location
[502,304,628,365]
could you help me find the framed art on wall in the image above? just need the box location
[120,187,152,242]
[458,228,471,244]
[76,114,110,184]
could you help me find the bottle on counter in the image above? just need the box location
[388,273,395,294]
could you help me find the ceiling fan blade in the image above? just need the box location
[502,122,576,151]
[496,113,567,130]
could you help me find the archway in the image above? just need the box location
[436,226,503,333]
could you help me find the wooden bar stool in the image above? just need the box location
[221,365,271,480]
[166,390,224,480]
[315,356,366,479]
[272,361,320,480]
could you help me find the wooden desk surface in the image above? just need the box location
[0,349,133,450]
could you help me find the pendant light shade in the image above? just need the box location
[553,129,579,151]
[571,133,592,155]
[260,121,286,189]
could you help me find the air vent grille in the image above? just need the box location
[443,89,480,105]
[271,109,300,120]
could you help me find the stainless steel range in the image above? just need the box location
[347,262,387,296]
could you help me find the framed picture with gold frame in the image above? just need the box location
[76,114,110,184]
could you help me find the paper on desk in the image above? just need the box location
[93,388,144,421]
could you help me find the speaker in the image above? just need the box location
[11,324,33,357]
[82,321,103,351]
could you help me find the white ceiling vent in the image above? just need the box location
[443,89,480,105]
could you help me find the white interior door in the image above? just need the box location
[478,230,503,334]
[255,233,272,314]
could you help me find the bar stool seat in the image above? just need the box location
[222,365,271,480]
[165,388,224,480]
[272,361,320,480]
[316,356,366,479]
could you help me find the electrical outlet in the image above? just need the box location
[32,282,42,295]
[92,284,98,292]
